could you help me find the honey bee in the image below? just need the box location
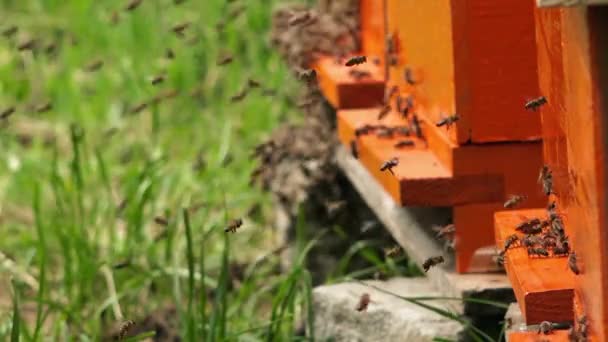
[538,165,554,195]
[377,105,391,120]
[345,56,367,67]
[435,114,459,130]
[171,22,190,36]
[422,256,444,272]
[217,52,234,66]
[154,216,168,226]
[112,260,132,270]
[0,106,15,119]
[525,96,547,111]
[129,102,148,114]
[384,245,402,258]
[247,78,261,89]
[355,293,371,312]
[504,234,519,250]
[404,68,416,85]
[568,251,580,275]
[355,124,375,137]
[503,194,527,209]
[577,315,588,339]
[228,4,247,20]
[389,55,398,66]
[516,218,542,234]
[380,157,399,175]
[411,115,423,138]
[527,247,549,257]
[230,88,249,103]
[125,0,143,11]
[541,233,558,249]
[394,140,415,148]
[150,74,166,85]
[35,101,52,113]
[433,224,456,240]
[17,38,36,51]
[521,234,542,248]
[350,140,358,159]
[84,59,104,72]
[298,69,317,83]
[494,250,506,267]
[383,86,398,105]
[118,320,136,340]
[551,217,565,236]
[394,126,410,137]
[538,321,554,335]
[2,25,18,37]
[166,48,175,59]
[386,33,395,54]
[225,218,243,233]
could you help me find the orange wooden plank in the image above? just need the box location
[494,210,575,325]
[360,0,386,60]
[508,330,571,342]
[385,0,541,144]
[313,55,385,109]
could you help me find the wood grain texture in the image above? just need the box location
[313,55,385,109]
[495,209,575,324]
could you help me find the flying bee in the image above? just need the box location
[433,224,456,240]
[411,115,423,138]
[217,52,234,66]
[17,38,36,51]
[384,245,402,258]
[230,88,249,103]
[166,48,175,59]
[348,69,371,80]
[118,320,136,340]
[228,4,247,20]
[154,216,168,226]
[525,96,547,111]
[247,78,261,89]
[494,251,505,267]
[435,114,459,130]
[528,247,549,257]
[2,25,18,37]
[84,59,104,72]
[422,256,444,272]
[345,56,367,67]
[225,218,243,233]
[516,218,542,234]
[568,251,580,275]
[377,105,391,120]
[44,42,57,55]
[150,74,166,85]
[380,157,399,175]
[394,140,415,148]
[504,194,527,209]
[538,165,554,195]
[35,101,52,113]
[0,106,15,119]
[504,234,519,250]
[171,22,190,36]
[298,69,317,83]
[355,293,371,312]
[129,102,148,114]
[125,0,143,11]
[350,140,358,159]
[538,321,554,335]
[578,315,588,338]
[404,68,416,85]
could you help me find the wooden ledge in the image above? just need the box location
[494,210,575,325]
[508,330,571,341]
[313,54,385,109]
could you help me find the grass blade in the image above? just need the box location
[183,208,197,341]
[11,280,20,342]
[32,183,47,342]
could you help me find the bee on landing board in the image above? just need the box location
[404,67,416,85]
[380,157,399,175]
[503,194,527,209]
[538,321,554,335]
[568,251,580,275]
[525,96,547,111]
[377,105,391,120]
[225,218,243,233]
[504,234,519,250]
[345,56,367,67]
[435,114,459,130]
[422,256,444,272]
[355,293,371,312]
[350,140,358,159]
[411,115,423,138]
[527,247,549,257]
[394,139,415,149]
[538,165,554,195]
[516,218,543,235]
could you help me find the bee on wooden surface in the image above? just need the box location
[230,88,249,103]
[17,38,36,51]
[525,96,547,111]
[538,321,554,335]
[348,69,371,80]
[577,315,588,339]
[377,105,391,121]
[376,126,394,139]
[538,165,554,195]
[118,320,136,340]
[84,59,104,72]
[394,126,411,137]
[435,114,459,130]
[422,256,444,272]
[150,74,166,85]
[504,234,519,250]
[2,25,18,37]
[383,85,398,105]
[568,251,580,275]
[129,102,147,114]
[171,22,190,37]
[345,55,367,67]
[551,217,565,236]
[225,218,243,233]
[35,101,52,113]
[541,233,558,249]
[380,157,399,175]
[217,52,234,66]
[494,251,506,267]
[394,139,415,148]
[404,68,416,85]
[433,224,456,240]
[521,234,542,248]
[384,245,402,258]
[389,55,398,66]
[125,0,143,11]
[355,293,370,312]
[350,140,358,159]
[154,216,168,226]
[355,124,375,137]
[528,247,549,257]
[516,218,542,234]
[298,69,317,83]
[503,194,527,209]
[411,115,423,138]
[0,106,15,119]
